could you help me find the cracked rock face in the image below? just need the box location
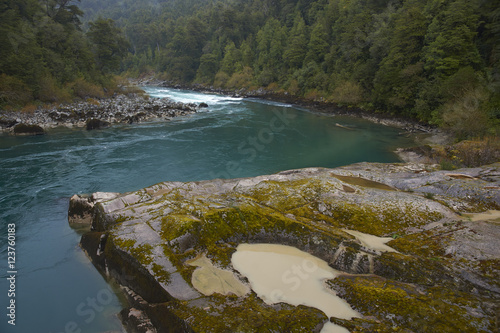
[70,162,500,333]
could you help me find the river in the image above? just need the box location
[0,87,414,333]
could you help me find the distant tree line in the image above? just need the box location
[79,0,499,137]
[2,0,499,138]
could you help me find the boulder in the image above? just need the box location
[13,123,45,135]
[68,194,94,226]
[86,118,110,130]
[71,162,500,333]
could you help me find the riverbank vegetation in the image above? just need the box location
[78,0,500,139]
[0,0,129,108]
[1,0,500,141]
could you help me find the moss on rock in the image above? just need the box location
[330,275,496,333]
[72,163,500,332]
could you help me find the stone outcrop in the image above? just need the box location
[69,162,500,333]
[0,94,200,132]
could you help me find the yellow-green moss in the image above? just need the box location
[326,202,444,235]
[388,230,448,257]
[330,275,495,333]
[165,293,328,332]
[112,235,154,266]
[160,214,202,241]
[151,262,171,284]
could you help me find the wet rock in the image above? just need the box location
[71,162,500,333]
[86,118,110,130]
[120,307,157,333]
[199,102,208,108]
[0,118,17,128]
[68,194,94,226]
[13,123,45,135]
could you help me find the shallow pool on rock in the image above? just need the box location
[231,243,361,333]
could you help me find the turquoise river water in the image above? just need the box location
[0,87,415,333]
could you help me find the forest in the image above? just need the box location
[1,0,500,138]
[0,0,129,106]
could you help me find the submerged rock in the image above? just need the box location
[70,162,500,333]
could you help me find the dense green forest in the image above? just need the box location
[2,0,500,138]
[0,0,129,107]
[78,0,500,137]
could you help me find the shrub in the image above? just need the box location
[304,89,321,101]
[213,71,230,89]
[331,81,363,105]
[452,138,500,167]
[266,82,281,92]
[37,75,71,103]
[227,67,254,89]
[286,79,300,96]
[0,74,33,108]
[441,88,489,139]
[20,104,37,114]
[71,78,105,99]
[439,159,457,170]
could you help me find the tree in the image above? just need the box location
[423,0,482,77]
[220,41,242,75]
[303,22,328,65]
[196,53,219,84]
[87,18,129,73]
[255,18,286,85]
[283,13,308,69]
[372,2,428,113]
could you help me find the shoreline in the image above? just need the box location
[133,79,452,162]
[134,78,440,133]
[1,82,451,162]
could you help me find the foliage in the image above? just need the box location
[74,0,499,138]
[87,18,129,74]
[2,0,500,140]
[0,74,33,107]
[70,77,105,99]
[451,138,500,167]
[0,0,129,108]
[429,137,500,168]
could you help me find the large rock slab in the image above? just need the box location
[70,162,500,332]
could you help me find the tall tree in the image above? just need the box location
[283,13,308,69]
[87,18,129,73]
[423,0,482,77]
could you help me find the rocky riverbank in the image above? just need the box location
[69,162,500,333]
[134,78,453,163]
[135,77,440,135]
[0,93,204,134]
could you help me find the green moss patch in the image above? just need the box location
[330,275,495,333]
